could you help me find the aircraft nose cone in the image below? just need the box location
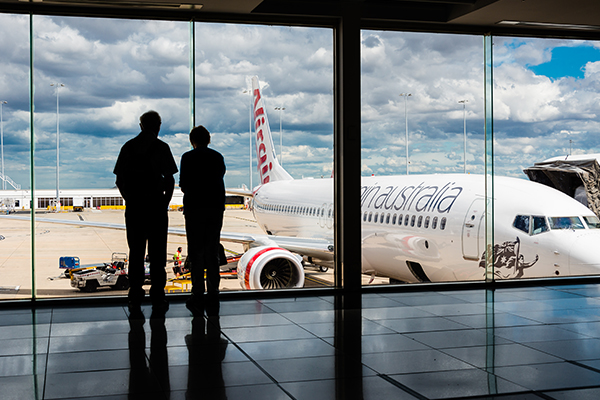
[568,233,600,275]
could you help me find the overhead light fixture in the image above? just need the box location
[498,20,600,31]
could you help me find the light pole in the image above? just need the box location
[243,89,253,190]
[458,99,468,173]
[1,100,6,191]
[400,93,411,175]
[274,106,285,165]
[51,83,64,211]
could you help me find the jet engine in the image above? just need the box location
[237,246,305,290]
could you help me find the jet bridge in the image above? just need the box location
[523,155,600,217]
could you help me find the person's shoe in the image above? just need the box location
[186,298,204,317]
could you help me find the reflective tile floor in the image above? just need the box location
[2,284,600,399]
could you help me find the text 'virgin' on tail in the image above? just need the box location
[252,76,293,184]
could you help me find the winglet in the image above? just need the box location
[252,76,293,184]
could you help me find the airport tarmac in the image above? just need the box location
[0,208,388,300]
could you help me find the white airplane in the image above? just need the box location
[233,76,600,287]
[4,77,600,290]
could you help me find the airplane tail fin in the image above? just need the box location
[252,76,293,184]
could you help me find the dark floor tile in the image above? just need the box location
[238,337,336,360]
[508,309,600,324]
[466,394,546,399]
[282,375,420,400]
[50,306,128,323]
[0,323,51,339]
[377,315,471,333]
[50,320,131,337]
[167,361,273,391]
[394,293,469,307]
[405,328,511,349]
[0,374,45,400]
[557,321,600,338]
[257,355,376,383]
[44,369,136,399]
[494,362,600,391]
[442,343,562,368]
[416,302,488,316]
[543,387,600,399]
[362,306,435,320]
[358,332,430,353]
[491,325,590,343]
[362,296,406,309]
[217,300,275,316]
[527,338,600,361]
[167,342,249,366]
[221,324,316,343]
[0,337,49,356]
[389,368,527,399]
[0,310,52,326]
[218,312,292,328]
[280,309,335,324]
[46,349,131,373]
[0,354,47,377]
[362,348,473,374]
[446,313,541,329]
[171,383,292,400]
[48,332,129,353]
[579,359,600,370]
[263,298,334,313]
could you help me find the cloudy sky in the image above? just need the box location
[1,13,599,190]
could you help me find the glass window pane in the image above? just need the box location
[195,23,334,291]
[495,36,600,278]
[361,30,484,286]
[32,16,189,298]
[0,13,32,300]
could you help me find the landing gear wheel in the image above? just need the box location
[319,266,329,273]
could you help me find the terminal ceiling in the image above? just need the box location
[0,0,599,37]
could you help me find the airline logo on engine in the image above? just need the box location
[254,88,272,184]
[361,181,463,213]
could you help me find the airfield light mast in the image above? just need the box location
[400,93,412,175]
[459,99,468,173]
[1,100,6,190]
[244,88,253,190]
[51,83,64,212]
[275,106,285,166]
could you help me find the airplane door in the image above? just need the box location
[462,198,485,260]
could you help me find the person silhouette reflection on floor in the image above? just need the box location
[185,315,228,399]
[114,110,178,317]
[179,125,226,316]
[128,313,171,398]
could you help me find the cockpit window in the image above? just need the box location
[513,215,530,234]
[584,216,600,229]
[532,216,548,235]
[549,216,585,230]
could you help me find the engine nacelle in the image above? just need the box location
[238,246,305,290]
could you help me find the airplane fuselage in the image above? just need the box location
[251,174,600,282]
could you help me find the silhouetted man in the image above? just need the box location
[179,125,225,316]
[114,110,178,317]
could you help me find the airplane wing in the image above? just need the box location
[0,214,333,260]
[226,187,253,197]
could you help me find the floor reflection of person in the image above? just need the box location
[114,111,177,317]
[128,314,171,399]
[185,316,228,399]
[179,126,226,316]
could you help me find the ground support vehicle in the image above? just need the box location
[61,253,130,292]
